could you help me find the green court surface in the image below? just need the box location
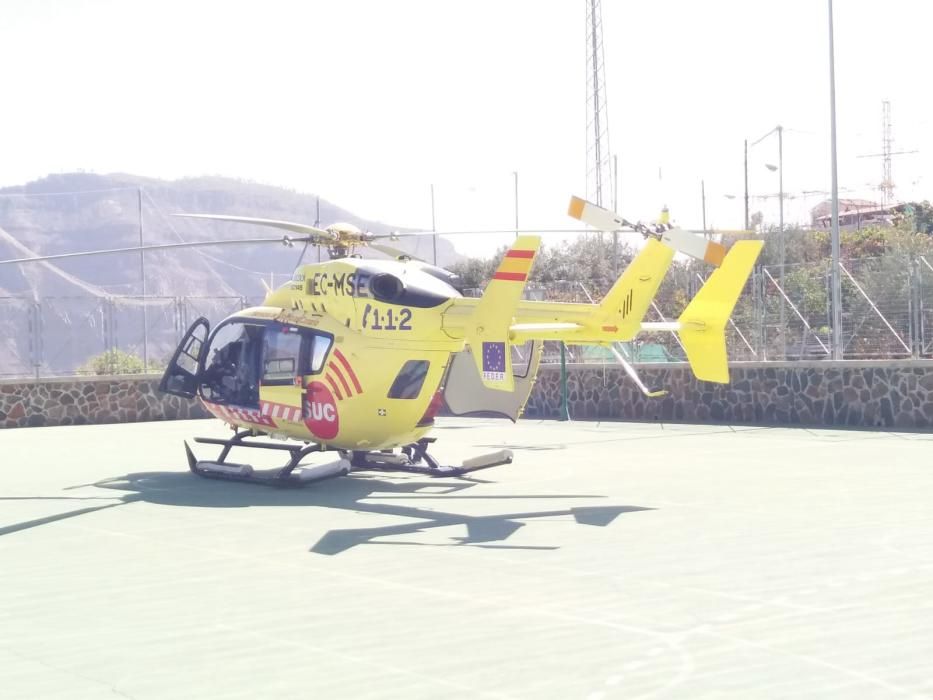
[2,418,933,699]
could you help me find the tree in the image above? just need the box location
[79,349,163,375]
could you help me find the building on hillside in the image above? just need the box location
[810,198,904,230]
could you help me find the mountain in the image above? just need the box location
[0,173,464,376]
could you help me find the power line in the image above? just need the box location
[0,186,140,198]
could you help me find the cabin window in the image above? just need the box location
[199,321,263,406]
[262,327,303,383]
[387,360,430,399]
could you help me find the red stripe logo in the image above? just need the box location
[505,249,535,258]
[333,349,363,394]
[328,362,353,397]
[324,373,344,401]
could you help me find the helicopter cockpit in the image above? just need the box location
[199,322,264,406]
[200,319,333,406]
[161,316,334,407]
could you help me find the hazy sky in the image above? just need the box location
[2,0,931,256]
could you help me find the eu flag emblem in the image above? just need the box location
[482,341,507,381]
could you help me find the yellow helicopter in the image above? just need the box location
[148,196,762,485]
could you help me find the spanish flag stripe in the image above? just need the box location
[505,249,535,259]
[493,271,528,282]
[497,258,533,275]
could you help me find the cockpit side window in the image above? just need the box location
[262,325,334,383]
[309,334,333,373]
[262,327,304,384]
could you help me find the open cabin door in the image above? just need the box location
[443,340,543,422]
[257,322,336,429]
[159,317,210,399]
[257,323,307,425]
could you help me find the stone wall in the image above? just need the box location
[4,361,933,430]
[0,376,209,429]
[524,360,933,429]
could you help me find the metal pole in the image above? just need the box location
[513,171,519,238]
[31,301,42,379]
[612,155,619,275]
[829,0,843,360]
[778,126,785,271]
[315,196,322,262]
[613,154,618,211]
[778,126,785,358]
[909,259,916,356]
[559,342,570,421]
[744,139,750,231]
[590,0,602,206]
[701,179,707,238]
[430,183,437,266]
[138,188,149,371]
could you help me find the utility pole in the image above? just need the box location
[701,179,708,238]
[744,139,750,231]
[856,100,918,207]
[585,0,612,211]
[829,0,843,360]
[315,196,321,262]
[777,126,784,277]
[753,125,786,354]
[778,125,785,357]
[430,183,437,266]
[513,171,519,237]
[138,188,148,371]
[612,154,619,275]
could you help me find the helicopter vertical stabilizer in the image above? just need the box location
[597,238,675,334]
[677,240,764,382]
[467,236,541,392]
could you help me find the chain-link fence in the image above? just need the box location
[545,253,933,365]
[2,256,933,378]
[0,295,266,379]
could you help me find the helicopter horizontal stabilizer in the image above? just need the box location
[677,240,764,382]
[468,236,541,392]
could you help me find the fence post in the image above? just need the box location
[29,301,42,379]
[559,342,570,421]
[920,258,927,357]
[103,297,116,374]
[910,257,922,359]
[755,267,767,361]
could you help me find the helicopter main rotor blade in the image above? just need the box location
[367,243,427,262]
[175,214,337,242]
[380,228,608,238]
[0,236,306,266]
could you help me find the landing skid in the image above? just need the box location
[183,432,513,487]
[185,430,349,486]
[352,438,513,477]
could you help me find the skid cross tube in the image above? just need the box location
[186,431,331,485]
[182,432,512,486]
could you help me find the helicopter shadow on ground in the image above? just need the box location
[0,470,654,555]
